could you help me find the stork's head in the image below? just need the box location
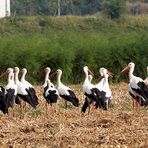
[14,67,20,73]
[7,68,13,74]
[21,68,27,74]
[121,62,135,73]
[83,66,94,76]
[45,67,51,73]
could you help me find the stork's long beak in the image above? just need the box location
[49,70,57,78]
[0,72,7,77]
[107,71,113,78]
[98,75,104,82]
[121,66,129,73]
[88,69,94,76]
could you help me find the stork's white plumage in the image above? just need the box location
[44,79,59,104]
[14,67,28,95]
[101,68,113,109]
[43,67,59,105]
[52,69,79,107]
[20,68,34,88]
[20,68,39,106]
[42,67,54,92]
[95,67,105,91]
[14,67,38,108]
[82,66,95,95]
[102,68,112,98]
[5,68,17,96]
[88,74,93,82]
[81,66,106,113]
[121,62,148,108]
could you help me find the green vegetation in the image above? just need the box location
[0,15,148,83]
[102,0,126,19]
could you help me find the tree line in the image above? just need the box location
[11,0,148,18]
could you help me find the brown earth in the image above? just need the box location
[0,82,148,148]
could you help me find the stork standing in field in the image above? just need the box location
[81,66,106,114]
[50,69,79,108]
[14,67,38,111]
[20,68,39,108]
[42,67,52,95]
[82,73,94,113]
[98,68,113,110]
[121,62,148,110]
[82,68,105,113]
[3,68,17,115]
[42,67,59,115]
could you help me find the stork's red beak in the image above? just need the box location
[121,66,130,73]
[49,70,57,78]
[107,71,113,78]
[98,75,104,82]
[88,69,94,76]
[0,72,7,77]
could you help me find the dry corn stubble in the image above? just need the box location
[0,82,148,148]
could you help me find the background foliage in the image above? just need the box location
[11,0,148,17]
[0,16,148,84]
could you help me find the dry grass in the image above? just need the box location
[0,82,148,148]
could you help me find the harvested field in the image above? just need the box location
[0,82,148,148]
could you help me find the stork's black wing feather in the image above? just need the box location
[5,88,15,108]
[0,86,8,114]
[60,90,79,107]
[45,90,59,104]
[131,82,148,105]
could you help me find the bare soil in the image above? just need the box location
[0,82,148,148]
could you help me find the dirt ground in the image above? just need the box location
[0,82,148,148]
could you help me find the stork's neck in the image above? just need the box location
[103,75,109,89]
[129,67,134,80]
[84,70,89,84]
[57,73,62,86]
[98,77,104,85]
[44,71,50,83]
[8,73,13,83]
[21,72,26,81]
[14,71,19,82]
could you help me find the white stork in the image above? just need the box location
[14,67,38,109]
[121,62,148,109]
[20,68,39,107]
[89,67,113,110]
[44,79,59,105]
[50,69,79,108]
[42,67,56,98]
[42,67,59,115]
[3,68,17,115]
[81,66,106,113]
[100,68,113,110]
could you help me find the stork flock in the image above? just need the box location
[0,67,39,115]
[0,62,147,117]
